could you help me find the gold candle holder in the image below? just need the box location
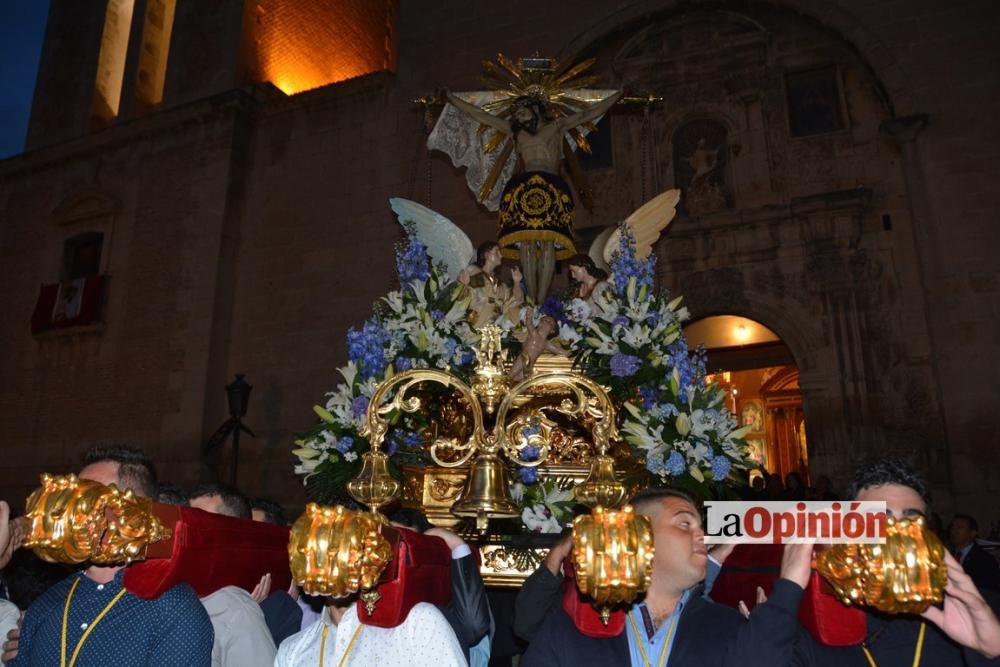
[815,515,948,614]
[23,473,170,565]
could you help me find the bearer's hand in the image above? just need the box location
[922,551,1000,658]
[779,540,815,590]
[2,618,21,664]
[544,534,574,577]
[250,573,272,603]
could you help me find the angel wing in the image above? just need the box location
[389,198,475,280]
[588,189,681,268]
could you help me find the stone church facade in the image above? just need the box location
[0,0,997,526]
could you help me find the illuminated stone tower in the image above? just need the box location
[27,0,398,149]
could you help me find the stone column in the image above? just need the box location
[880,114,952,494]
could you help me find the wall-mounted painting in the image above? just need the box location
[740,399,764,433]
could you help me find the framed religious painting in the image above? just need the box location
[740,399,764,434]
[746,437,767,468]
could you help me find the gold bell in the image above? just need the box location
[451,453,520,532]
[347,450,401,512]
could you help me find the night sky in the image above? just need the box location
[0,1,51,160]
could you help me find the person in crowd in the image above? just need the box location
[765,472,785,500]
[519,487,812,666]
[248,498,303,645]
[795,459,1000,665]
[2,445,214,666]
[950,513,1000,592]
[188,482,277,667]
[782,472,806,501]
[155,483,189,506]
[807,475,837,501]
[189,482,252,519]
[0,501,21,655]
[274,593,467,666]
[389,508,491,662]
[250,498,286,526]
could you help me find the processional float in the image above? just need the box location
[17,51,948,638]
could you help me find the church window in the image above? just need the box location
[785,66,847,137]
[61,232,104,281]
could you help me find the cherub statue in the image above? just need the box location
[508,308,563,382]
[458,241,523,328]
[566,254,610,303]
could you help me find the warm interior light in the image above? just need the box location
[734,324,751,342]
[249,0,398,96]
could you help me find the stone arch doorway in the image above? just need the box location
[686,314,812,497]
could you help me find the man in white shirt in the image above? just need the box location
[189,482,277,667]
[275,597,467,667]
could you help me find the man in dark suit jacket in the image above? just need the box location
[520,488,814,666]
[951,514,1000,593]
[801,460,1000,666]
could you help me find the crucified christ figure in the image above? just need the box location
[445,89,622,303]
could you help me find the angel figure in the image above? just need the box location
[458,241,524,328]
[566,254,609,303]
[389,198,523,330]
[508,308,565,382]
[579,188,682,282]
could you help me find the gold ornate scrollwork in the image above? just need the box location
[361,368,488,470]
[815,515,947,614]
[428,477,466,502]
[495,372,619,463]
[23,473,170,565]
[288,503,392,598]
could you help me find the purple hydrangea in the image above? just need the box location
[335,436,354,453]
[666,451,687,476]
[458,347,476,366]
[396,233,430,285]
[395,357,414,372]
[638,385,658,411]
[517,466,539,484]
[351,395,370,419]
[522,424,542,437]
[347,319,391,379]
[430,310,445,322]
[646,311,662,327]
[711,455,732,480]
[539,297,566,323]
[610,353,642,377]
[612,315,630,329]
[652,403,680,421]
[646,453,667,476]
